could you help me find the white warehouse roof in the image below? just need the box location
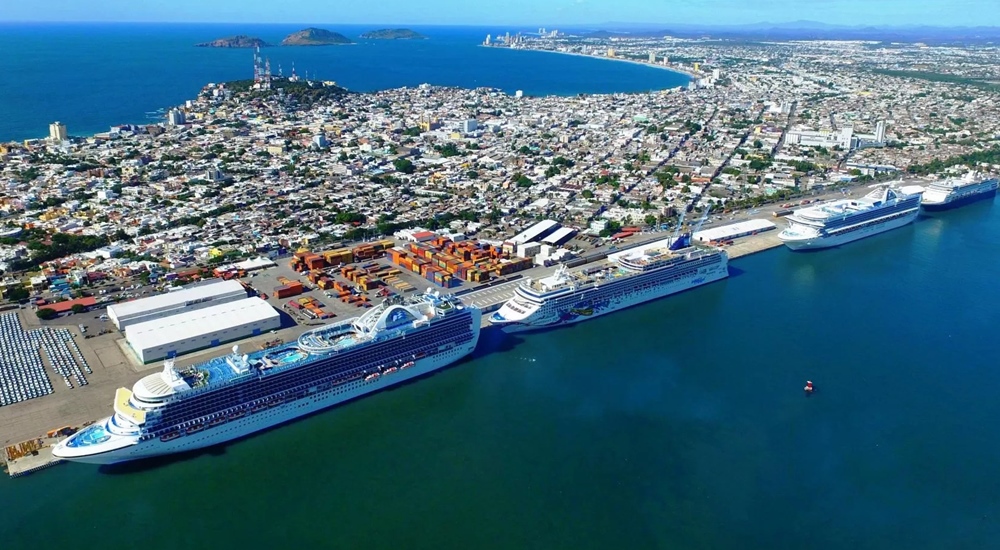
[512,219,560,244]
[541,227,576,245]
[109,279,246,320]
[124,297,278,352]
[693,219,776,243]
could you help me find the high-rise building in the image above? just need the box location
[167,109,186,126]
[461,119,478,134]
[712,69,721,79]
[875,121,887,144]
[484,34,491,45]
[49,121,67,142]
[648,52,657,63]
[515,90,524,99]
[694,62,701,72]
[607,48,616,58]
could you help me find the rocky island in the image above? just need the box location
[281,28,353,46]
[360,28,427,40]
[195,35,271,48]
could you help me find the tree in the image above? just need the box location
[466,170,479,179]
[753,139,764,149]
[71,303,86,314]
[393,158,415,174]
[581,189,594,199]
[36,308,57,320]
[5,287,28,302]
[644,214,658,227]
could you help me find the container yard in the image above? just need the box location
[387,237,534,288]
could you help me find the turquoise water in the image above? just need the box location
[0,23,689,141]
[2,204,999,548]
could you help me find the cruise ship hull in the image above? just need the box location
[780,208,918,251]
[921,187,997,211]
[56,339,478,465]
[494,263,728,333]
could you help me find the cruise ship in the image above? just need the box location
[778,186,921,251]
[53,292,481,465]
[920,173,998,211]
[489,233,728,332]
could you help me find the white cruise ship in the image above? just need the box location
[778,186,921,251]
[920,172,998,211]
[489,234,728,332]
[53,292,481,465]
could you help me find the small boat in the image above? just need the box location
[229,410,246,420]
[383,367,398,375]
[160,432,180,442]
[268,399,282,407]
[187,424,204,434]
[365,373,380,382]
[401,361,415,370]
[251,403,267,413]
[208,417,226,428]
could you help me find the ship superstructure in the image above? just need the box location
[778,186,921,250]
[490,234,728,332]
[921,172,998,211]
[53,292,481,465]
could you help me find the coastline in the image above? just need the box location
[482,44,698,81]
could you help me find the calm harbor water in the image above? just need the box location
[0,23,689,141]
[2,203,1000,548]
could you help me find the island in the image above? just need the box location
[195,35,271,48]
[281,28,353,46]
[360,28,427,40]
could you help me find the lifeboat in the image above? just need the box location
[187,424,204,434]
[383,367,398,375]
[365,373,380,382]
[229,410,246,420]
[251,403,267,413]
[401,361,415,370]
[160,431,180,442]
[208,417,226,428]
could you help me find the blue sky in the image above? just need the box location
[2,0,998,27]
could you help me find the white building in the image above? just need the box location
[49,121,67,142]
[786,127,854,150]
[461,119,478,134]
[167,109,186,126]
[125,297,280,363]
[511,219,560,244]
[107,279,247,330]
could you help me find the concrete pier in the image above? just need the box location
[3,434,68,478]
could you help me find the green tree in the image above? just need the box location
[36,308,57,320]
[71,303,86,314]
[393,158,415,174]
[644,214,658,227]
[581,189,594,199]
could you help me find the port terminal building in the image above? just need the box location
[693,219,776,243]
[106,279,247,330]
[124,297,280,363]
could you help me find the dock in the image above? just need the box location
[469,230,784,325]
[3,433,69,478]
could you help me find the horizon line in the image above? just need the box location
[1,20,998,30]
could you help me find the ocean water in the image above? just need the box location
[0,23,689,141]
[2,203,1000,548]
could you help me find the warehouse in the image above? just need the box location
[541,227,577,246]
[124,297,280,363]
[107,279,247,330]
[693,219,776,243]
[511,219,560,244]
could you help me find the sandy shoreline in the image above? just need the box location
[483,45,697,81]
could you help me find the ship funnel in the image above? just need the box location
[232,344,239,354]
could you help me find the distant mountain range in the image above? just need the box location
[555,21,1000,44]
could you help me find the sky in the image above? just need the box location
[2,0,998,27]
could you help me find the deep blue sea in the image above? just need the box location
[2,23,1000,550]
[0,23,688,141]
